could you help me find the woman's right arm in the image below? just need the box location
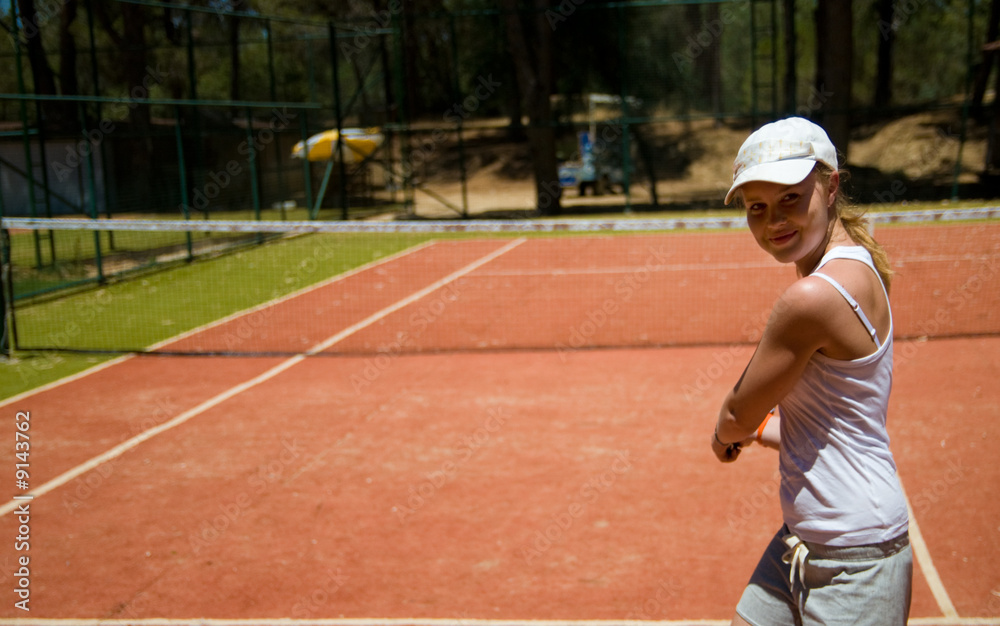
[713,277,837,460]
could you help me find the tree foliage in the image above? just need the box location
[1,0,992,211]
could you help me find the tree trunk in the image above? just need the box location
[54,0,80,128]
[501,0,561,215]
[59,0,79,97]
[16,0,72,129]
[401,4,420,120]
[379,28,398,124]
[632,130,659,207]
[874,0,894,109]
[704,3,723,120]
[16,0,57,96]
[972,0,1000,114]
[229,8,243,105]
[95,2,153,211]
[506,53,525,141]
[93,1,152,133]
[989,46,1000,175]
[814,0,852,160]
[120,5,152,134]
[684,3,703,110]
[783,0,796,114]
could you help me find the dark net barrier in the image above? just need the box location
[2,208,999,357]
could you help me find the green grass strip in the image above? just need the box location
[1,230,435,400]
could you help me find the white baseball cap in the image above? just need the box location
[724,117,839,205]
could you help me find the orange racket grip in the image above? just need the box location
[756,409,776,443]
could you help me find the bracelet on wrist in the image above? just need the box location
[715,429,740,451]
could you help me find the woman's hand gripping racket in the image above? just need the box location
[712,408,777,462]
[712,429,743,462]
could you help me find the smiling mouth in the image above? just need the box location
[770,231,797,246]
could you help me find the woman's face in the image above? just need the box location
[740,168,838,272]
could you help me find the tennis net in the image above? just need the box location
[2,209,999,356]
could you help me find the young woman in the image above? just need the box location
[711,117,912,625]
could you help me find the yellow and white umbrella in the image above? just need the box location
[291,128,384,163]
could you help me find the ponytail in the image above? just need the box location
[816,165,894,293]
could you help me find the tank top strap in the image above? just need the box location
[811,272,881,347]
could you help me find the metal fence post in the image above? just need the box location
[175,105,195,261]
[0,227,11,358]
[330,21,350,221]
[78,102,105,283]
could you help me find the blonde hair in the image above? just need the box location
[815,164,894,292]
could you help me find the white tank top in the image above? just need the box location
[778,246,909,546]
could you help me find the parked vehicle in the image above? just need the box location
[558,129,628,196]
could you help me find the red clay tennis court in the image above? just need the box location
[0,214,998,624]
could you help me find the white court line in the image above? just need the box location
[2,618,1000,626]
[0,617,728,626]
[477,261,779,277]
[140,239,443,353]
[3,238,993,624]
[903,480,961,619]
[906,617,1000,626]
[0,352,135,410]
[472,254,996,278]
[0,240,443,410]
[0,238,526,518]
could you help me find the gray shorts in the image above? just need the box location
[736,526,913,626]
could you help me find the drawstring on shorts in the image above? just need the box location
[781,531,810,613]
[781,532,809,586]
